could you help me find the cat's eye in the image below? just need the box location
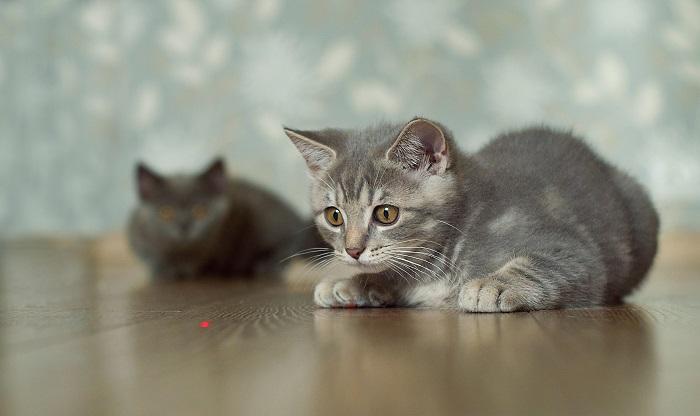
[324,207,344,227]
[192,204,208,219]
[159,206,176,222]
[373,205,399,225]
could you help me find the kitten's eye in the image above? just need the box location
[159,206,176,222]
[324,207,344,227]
[373,205,399,225]
[192,204,208,219]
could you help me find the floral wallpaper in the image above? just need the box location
[0,0,698,236]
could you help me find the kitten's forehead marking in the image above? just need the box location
[358,182,370,207]
[371,188,384,205]
[336,177,346,205]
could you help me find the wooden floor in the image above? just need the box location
[1,235,700,416]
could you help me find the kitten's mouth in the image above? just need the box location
[344,259,388,273]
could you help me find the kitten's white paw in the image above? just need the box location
[313,280,337,307]
[313,279,392,308]
[458,277,526,313]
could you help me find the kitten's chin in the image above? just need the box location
[349,262,389,274]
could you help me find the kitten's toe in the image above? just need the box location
[313,280,338,308]
[459,276,541,312]
[496,288,529,312]
[332,280,363,307]
[333,280,392,307]
[458,277,505,313]
[477,283,502,312]
[366,285,393,307]
[458,279,482,312]
[314,279,366,308]
[314,279,392,308]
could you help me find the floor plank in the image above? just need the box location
[1,236,699,415]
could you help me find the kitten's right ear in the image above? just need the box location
[283,128,336,174]
[386,118,450,175]
[136,162,164,201]
[199,157,227,193]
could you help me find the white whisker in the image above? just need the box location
[279,248,332,263]
[317,174,335,193]
[436,220,466,236]
[389,249,456,270]
[304,254,339,275]
[386,258,422,283]
[387,252,448,281]
[385,261,410,284]
[387,255,432,283]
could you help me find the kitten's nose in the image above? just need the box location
[345,247,365,260]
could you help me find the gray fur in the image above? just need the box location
[284,118,659,312]
[127,158,307,280]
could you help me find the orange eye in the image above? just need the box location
[324,207,344,226]
[373,205,399,225]
[159,206,176,222]
[192,204,208,219]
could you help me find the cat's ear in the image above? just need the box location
[199,157,227,192]
[284,128,336,175]
[386,118,449,175]
[136,162,164,201]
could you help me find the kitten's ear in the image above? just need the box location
[386,118,449,175]
[136,162,164,201]
[284,127,336,174]
[199,157,227,192]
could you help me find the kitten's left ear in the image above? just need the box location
[386,118,449,175]
[199,157,227,192]
[283,127,336,175]
[136,162,164,201]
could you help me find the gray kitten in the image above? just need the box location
[128,158,307,280]
[284,118,659,312]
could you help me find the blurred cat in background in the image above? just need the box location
[128,158,313,280]
[284,117,659,312]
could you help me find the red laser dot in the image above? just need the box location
[199,321,210,328]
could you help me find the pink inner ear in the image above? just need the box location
[388,119,449,174]
[411,120,446,155]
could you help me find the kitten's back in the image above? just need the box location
[474,127,659,301]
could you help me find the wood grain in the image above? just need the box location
[1,236,700,415]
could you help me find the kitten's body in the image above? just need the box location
[128,159,306,280]
[285,119,658,312]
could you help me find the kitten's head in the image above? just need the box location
[285,117,462,274]
[135,158,230,242]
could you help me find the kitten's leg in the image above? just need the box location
[458,251,604,312]
[314,274,396,308]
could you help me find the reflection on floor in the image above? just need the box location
[1,233,699,416]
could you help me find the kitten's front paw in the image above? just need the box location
[313,279,393,308]
[458,276,532,313]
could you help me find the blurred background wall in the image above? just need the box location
[0,0,698,237]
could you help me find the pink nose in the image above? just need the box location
[345,247,365,259]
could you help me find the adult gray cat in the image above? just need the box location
[284,117,659,312]
[128,158,308,280]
